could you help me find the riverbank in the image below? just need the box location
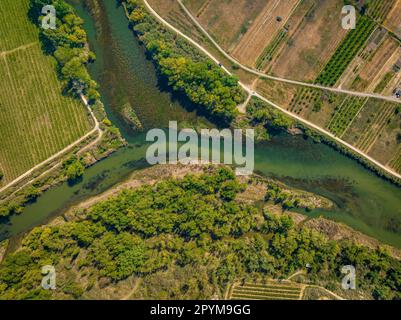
[57,163,401,260]
[0,0,126,220]
[2,163,400,300]
[2,0,400,250]
[130,0,401,186]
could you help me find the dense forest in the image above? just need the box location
[123,0,244,125]
[1,167,400,299]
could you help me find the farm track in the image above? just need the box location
[195,0,211,18]
[263,0,316,73]
[0,95,101,195]
[0,0,103,194]
[146,0,401,180]
[176,0,401,104]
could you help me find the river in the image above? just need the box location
[1,0,400,248]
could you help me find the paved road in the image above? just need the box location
[143,0,401,180]
[176,0,401,104]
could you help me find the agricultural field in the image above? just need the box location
[256,0,316,72]
[229,280,304,300]
[268,0,348,82]
[256,78,298,108]
[340,98,401,169]
[302,286,340,300]
[183,0,267,51]
[327,97,368,137]
[366,105,401,167]
[315,16,376,86]
[388,148,401,174]
[148,0,209,45]
[288,87,347,128]
[231,0,300,67]
[367,0,397,23]
[383,0,401,38]
[0,0,37,51]
[0,0,91,184]
[256,75,401,174]
[336,27,401,94]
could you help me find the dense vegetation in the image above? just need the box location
[123,0,244,125]
[0,168,400,300]
[246,97,294,140]
[29,0,100,102]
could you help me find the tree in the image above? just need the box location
[63,156,85,182]
[66,160,84,181]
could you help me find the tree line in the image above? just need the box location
[124,0,244,125]
[0,167,400,299]
[29,0,100,102]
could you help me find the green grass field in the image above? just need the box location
[0,0,91,184]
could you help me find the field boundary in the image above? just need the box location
[0,41,38,57]
[0,95,101,195]
[176,0,401,104]
[144,0,401,181]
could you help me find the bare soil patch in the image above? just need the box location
[194,0,267,51]
[270,0,347,82]
[232,0,300,67]
[384,0,401,38]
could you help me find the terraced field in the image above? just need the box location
[0,0,91,184]
[229,281,303,300]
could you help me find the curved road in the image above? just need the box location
[143,0,401,180]
[177,0,401,104]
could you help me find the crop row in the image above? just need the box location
[235,286,300,293]
[315,16,375,86]
[289,88,322,114]
[231,290,300,300]
[256,29,287,70]
[373,71,395,94]
[0,0,37,51]
[389,149,401,173]
[355,102,395,152]
[239,282,301,290]
[367,0,395,23]
[233,289,301,298]
[327,97,367,137]
[0,46,90,182]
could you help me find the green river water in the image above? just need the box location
[1,0,400,248]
